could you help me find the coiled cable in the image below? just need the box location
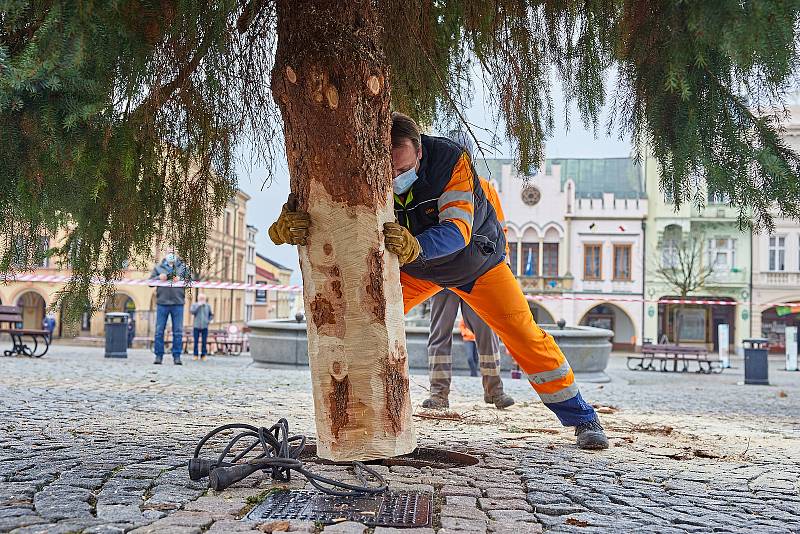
[189,418,388,496]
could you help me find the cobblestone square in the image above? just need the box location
[1,345,798,533]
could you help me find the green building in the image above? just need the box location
[642,152,751,352]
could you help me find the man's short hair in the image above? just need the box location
[391,112,421,151]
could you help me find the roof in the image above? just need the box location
[256,252,292,272]
[255,266,277,281]
[546,158,644,198]
[476,157,645,198]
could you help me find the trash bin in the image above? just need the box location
[743,338,769,385]
[105,312,129,358]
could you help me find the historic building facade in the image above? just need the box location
[253,253,295,320]
[752,105,800,351]
[1,190,253,341]
[483,157,647,349]
[641,151,751,352]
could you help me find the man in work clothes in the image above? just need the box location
[424,131,515,410]
[150,252,190,365]
[269,113,608,449]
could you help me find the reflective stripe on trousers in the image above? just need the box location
[403,262,597,426]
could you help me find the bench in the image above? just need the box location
[210,329,247,356]
[627,343,722,374]
[0,305,51,358]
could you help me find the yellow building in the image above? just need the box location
[253,253,294,320]
[0,190,251,343]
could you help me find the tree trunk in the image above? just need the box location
[271,0,415,461]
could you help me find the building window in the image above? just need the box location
[521,242,539,276]
[768,236,786,272]
[255,290,267,303]
[224,211,231,235]
[542,243,558,277]
[661,238,679,268]
[613,244,632,281]
[707,238,736,271]
[584,244,602,280]
[222,256,230,280]
[707,191,729,204]
[13,236,49,268]
[508,242,518,276]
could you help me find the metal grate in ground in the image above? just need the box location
[245,490,432,527]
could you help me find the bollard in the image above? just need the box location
[743,338,769,385]
[105,312,129,358]
[786,326,798,372]
[718,324,730,369]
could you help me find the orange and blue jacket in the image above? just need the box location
[393,134,506,288]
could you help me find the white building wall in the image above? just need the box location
[497,163,648,347]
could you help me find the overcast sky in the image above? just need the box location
[236,73,633,283]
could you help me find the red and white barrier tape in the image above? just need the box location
[5,273,799,308]
[526,294,775,306]
[2,274,302,292]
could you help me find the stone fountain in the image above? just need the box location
[249,315,612,382]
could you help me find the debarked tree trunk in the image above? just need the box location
[271,0,415,461]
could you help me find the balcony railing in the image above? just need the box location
[755,272,800,287]
[516,276,573,292]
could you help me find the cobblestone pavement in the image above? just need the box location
[1,344,798,533]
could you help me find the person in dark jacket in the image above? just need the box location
[268,113,609,450]
[150,253,190,365]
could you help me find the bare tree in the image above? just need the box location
[655,229,715,344]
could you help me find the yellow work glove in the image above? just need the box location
[383,222,421,265]
[268,195,310,246]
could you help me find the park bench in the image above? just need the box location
[210,326,247,356]
[0,305,51,358]
[627,343,722,374]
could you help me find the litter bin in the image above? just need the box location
[105,312,129,358]
[743,338,769,385]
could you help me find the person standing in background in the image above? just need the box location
[190,294,213,361]
[150,252,190,365]
[458,316,479,377]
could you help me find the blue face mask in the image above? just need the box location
[393,166,418,194]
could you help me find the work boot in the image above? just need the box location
[421,396,449,409]
[153,358,163,365]
[482,375,514,408]
[173,358,183,366]
[484,393,515,409]
[575,420,609,450]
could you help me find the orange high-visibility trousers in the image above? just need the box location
[402,261,597,426]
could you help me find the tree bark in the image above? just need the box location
[271,0,415,461]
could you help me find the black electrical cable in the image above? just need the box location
[189,418,388,497]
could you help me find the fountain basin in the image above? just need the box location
[248,320,611,382]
